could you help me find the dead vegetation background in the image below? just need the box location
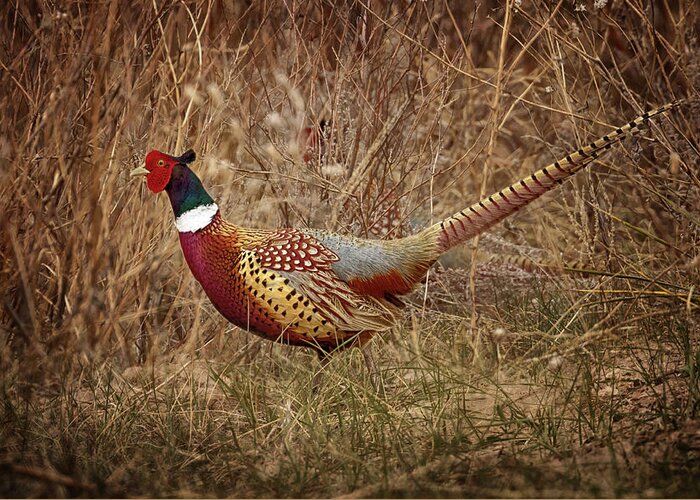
[1,0,699,497]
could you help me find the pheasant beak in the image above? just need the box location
[130,166,150,178]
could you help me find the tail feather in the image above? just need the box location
[426,100,683,253]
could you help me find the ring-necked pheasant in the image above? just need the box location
[131,101,681,385]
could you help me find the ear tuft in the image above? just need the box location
[177,149,196,164]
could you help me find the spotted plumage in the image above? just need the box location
[173,212,396,352]
[132,101,682,357]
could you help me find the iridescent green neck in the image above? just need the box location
[165,164,215,218]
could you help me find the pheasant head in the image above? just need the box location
[131,149,218,232]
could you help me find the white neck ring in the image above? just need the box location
[175,203,219,233]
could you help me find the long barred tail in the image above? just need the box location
[428,100,683,253]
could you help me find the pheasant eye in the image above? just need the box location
[157,159,165,167]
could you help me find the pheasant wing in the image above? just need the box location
[243,229,398,341]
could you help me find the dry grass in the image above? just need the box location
[1,0,699,497]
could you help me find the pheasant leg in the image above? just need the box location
[312,350,330,393]
[361,344,385,396]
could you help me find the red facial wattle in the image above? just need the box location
[146,165,172,193]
